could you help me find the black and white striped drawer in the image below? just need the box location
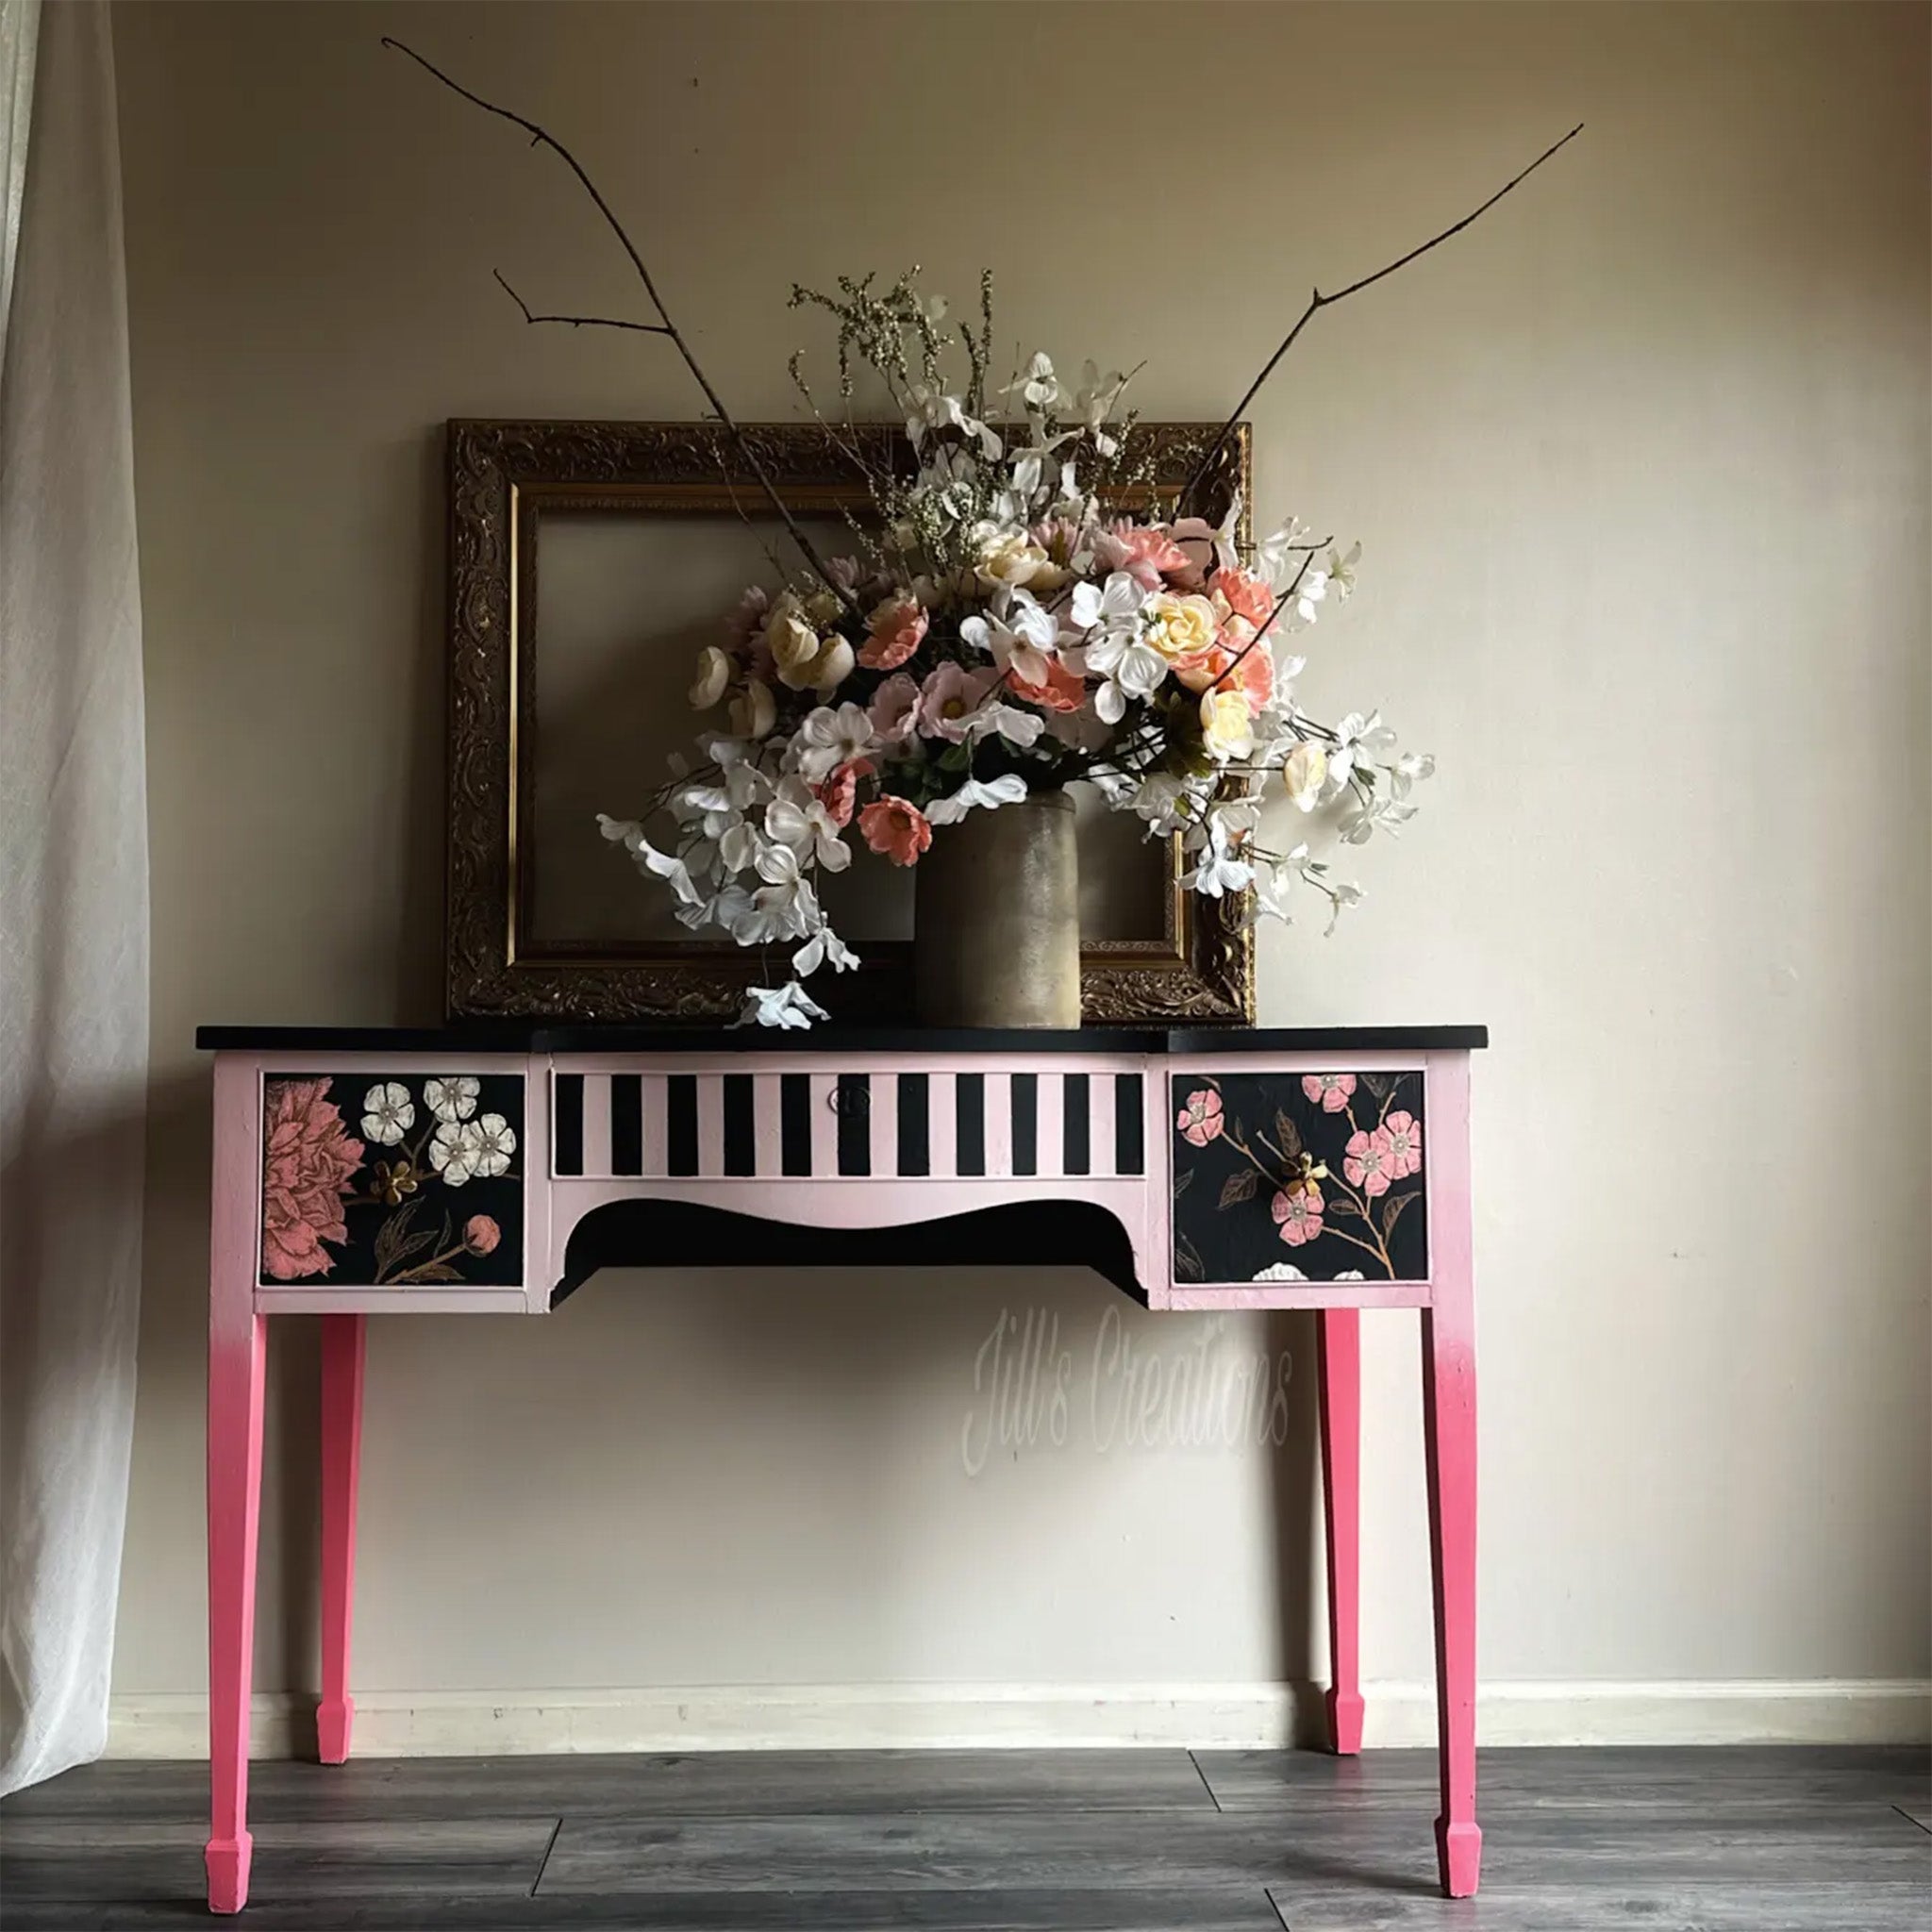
[550,1071,1145,1181]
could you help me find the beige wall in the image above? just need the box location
[109,0,1930,1740]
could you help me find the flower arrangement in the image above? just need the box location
[596,279,1419,1026]
[389,38,1578,1028]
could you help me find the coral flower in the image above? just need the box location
[858,594,929,671]
[1008,655,1087,713]
[1096,522,1196,591]
[463,1214,502,1257]
[814,757,874,829]
[260,1078,363,1281]
[858,795,933,866]
[1175,1088,1224,1145]
[1208,566,1275,631]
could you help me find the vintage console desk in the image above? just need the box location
[197,1022,1487,1912]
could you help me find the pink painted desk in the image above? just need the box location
[197,1023,1486,1913]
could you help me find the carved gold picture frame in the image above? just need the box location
[444,417,1255,1024]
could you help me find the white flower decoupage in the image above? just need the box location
[424,1075,480,1124]
[359,1082,414,1145]
[430,1110,517,1187]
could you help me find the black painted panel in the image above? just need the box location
[666,1075,699,1177]
[1063,1074,1091,1175]
[608,1074,642,1175]
[1011,1074,1039,1176]
[552,1074,583,1177]
[897,1074,930,1176]
[780,1074,812,1175]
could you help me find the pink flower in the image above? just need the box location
[463,1214,502,1257]
[1174,634,1272,713]
[1343,1128,1394,1198]
[725,583,770,649]
[1093,522,1195,591]
[858,594,928,671]
[1008,655,1087,714]
[869,672,922,746]
[1302,1074,1357,1113]
[1271,1184,1324,1246]
[1175,1088,1224,1145]
[858,795,933,866]
[260,1078,363,1281]
[814,757,874,829]
[916,661,994,741]
[1380,1110,1423,1178]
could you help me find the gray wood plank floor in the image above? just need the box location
[2,1746,1925,1929]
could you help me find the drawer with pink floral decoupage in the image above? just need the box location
[1169,1070,1427,1286]
[258,1070,525,1288]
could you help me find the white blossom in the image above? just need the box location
[360,1083,414,1145]
[924,773,1030,824]
[1000,351,1061,413]
[792,703,876,784]
[791,923,859,977]
[735,981,830,1030]
[424,1076,479,1124]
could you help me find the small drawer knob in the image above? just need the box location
[829,1082,871,1120]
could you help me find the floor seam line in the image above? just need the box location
[529,1816,563,1896]
[1266,1882,1293,1931]
[1188,1750,1225,1813]
[1892,1804,1932,1838]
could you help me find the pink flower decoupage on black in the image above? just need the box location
[259,1074,518,1285]
[1171,1072,1425,1283]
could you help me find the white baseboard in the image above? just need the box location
[105,1677,1932,1757]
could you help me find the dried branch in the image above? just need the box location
[1176,124,1584,515]
[492,270,671,336]
[384,36,856,607]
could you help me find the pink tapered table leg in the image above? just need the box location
[207,1310,266,1913]
[207,1056,267,1913]
[317,1313,366,1765]
[1421,1056,1480,1897]
[1315,1307,1364,1755]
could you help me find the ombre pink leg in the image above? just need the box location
[316,1313,365,1765]
[1421,1057,1480,1897]
[208,1057,266,1912]
[1315,1307,1363,1755]
[207,1311,266,1912]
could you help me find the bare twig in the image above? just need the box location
[384,36,857,607]
[492,270,671,335]
[1206,545,1329,695]
[1176,124,1584,515]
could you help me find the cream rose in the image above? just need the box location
[973,523,1051,591]
[1200,689,1255,762]
[810,636,856,694]
[1144,592,1221,664]
[1282,741,1328,809]
[689,645,731,709]
[728,677,777,739]
[766,596,822,687]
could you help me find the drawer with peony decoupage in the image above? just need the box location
[1169,1069,1429,1287]
[257,1069,526,1289]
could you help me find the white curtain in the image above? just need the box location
[0,0,149,1793]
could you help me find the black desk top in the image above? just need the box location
[197,1024,1488,1055]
